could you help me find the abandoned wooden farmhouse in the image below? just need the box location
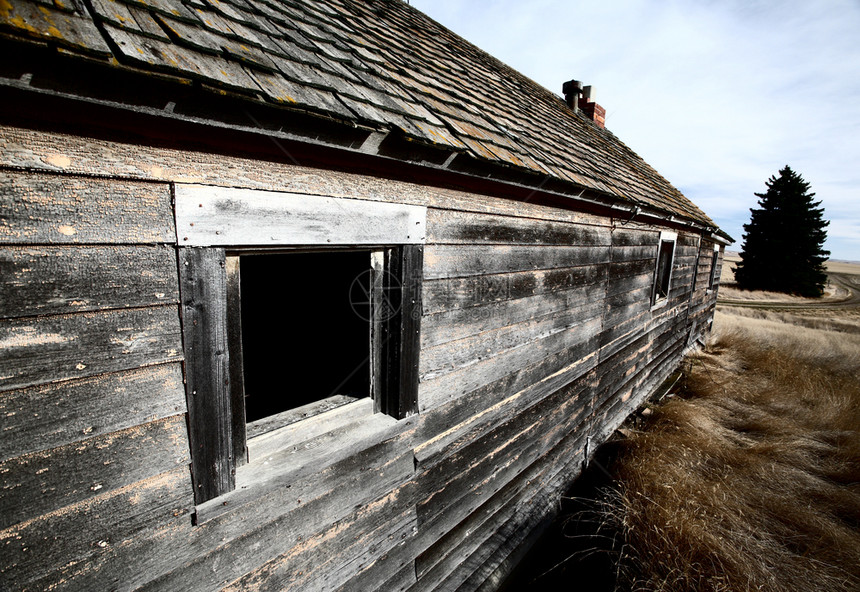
[0,0,730,589]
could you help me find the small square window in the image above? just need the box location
[175,185,426,506]
[181,246,422,504]
[651,232,677,308]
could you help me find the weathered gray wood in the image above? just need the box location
[174,184,427,246]
[0,127,613,229]
[373,245,423,419]
[0,466,194,592]
[139,448,416,592]
[224,412,406,514]
[609,226,660,247]
[414,384,592,562]
[454,480,560,592]
[0,245,179,318]
[418,471,554,592]
[365,563,418,592]
[245,397,373,465]
[419,318,602,411]
[423,245,611,279]
[420,298,604,379]
[422,262,608,315]
[426,209,611,246]
[0,363,185,462]
[422,281,605,349]
[0,171,174,244]
[0,415,190,530]
[610,243,660,263]
[0,306,183,392]
[413,427,571,584]
[224,255,248,468]
[414,356,599,471]
[222,487,418,592]
[177,247,233,504]
[246,394,362,444]
[415,379,589,523]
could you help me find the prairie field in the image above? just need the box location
[603,298,860,591]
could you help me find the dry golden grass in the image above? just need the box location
[606,309,860,592]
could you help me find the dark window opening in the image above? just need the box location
[652,238,675,305]
[236,251,371,423]
[180,243,422,506]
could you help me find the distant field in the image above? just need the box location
[722,252,860,280]
[719,253,860,302]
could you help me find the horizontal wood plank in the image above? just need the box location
[0,415,190,530]
[420,299,604,379]
[0,126,613,228]
[0,306,183,392]
[175,184,427,246]
[222,486,418,592]
[419,319,602,411]
[0,363,185,462]
[422,263,608,315]
[140,449,416,592]
[0,466,194,592]
[0,245,179,318]
[421,281,605,349]
[0,170,174,244]
[423,245,611,279]
[426,209,611,246]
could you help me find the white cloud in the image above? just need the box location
[410,0,860,260]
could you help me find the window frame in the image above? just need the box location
[175,185,426,505]
[707,244,720,291]
[650,231,677,310]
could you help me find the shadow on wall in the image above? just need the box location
[500,439,623,592]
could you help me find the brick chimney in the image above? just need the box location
[563,80,606,128]
[579,85,606,128]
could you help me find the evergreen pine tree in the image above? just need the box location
[734,166,830,296]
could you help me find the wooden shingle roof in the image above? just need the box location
[0,0,718,229]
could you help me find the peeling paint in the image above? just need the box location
[43,154,71,168]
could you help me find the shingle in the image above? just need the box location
[125,0,200,23]
[102,22,261,94]
[87,0,136,28]
[248,70,354,119]
[0,0,112,55]
[151,12,221,54]
[128,6,171,40]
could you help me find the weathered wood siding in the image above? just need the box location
[0,167,191,590]
[0,126,721,592]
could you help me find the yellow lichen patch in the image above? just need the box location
[56,224,77,236]
[9,16,37,35]
[0,0,13,18]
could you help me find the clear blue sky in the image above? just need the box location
[410,0,860,261]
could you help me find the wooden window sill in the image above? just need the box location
[193,398,414,525]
